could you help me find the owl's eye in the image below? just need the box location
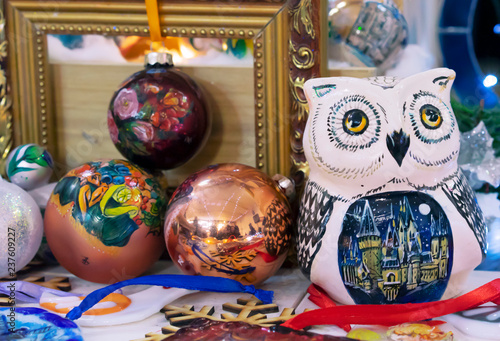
[343,109,369,135]
[408,91,455,144]
[326,95,381,152]
[420,104,442,130]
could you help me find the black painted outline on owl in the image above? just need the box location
[368,76,398,89]
[325,94,382,152]
[312,84,336,98]
[432,75,455,91]
[310,150,385,180]
[409,150,459,167]
[296,181,341,277]
[406,169,459,191]
[440,169,487,258]
[408,91,456,145]
[309,94,385,179]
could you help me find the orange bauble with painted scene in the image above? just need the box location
[44,159,167,284]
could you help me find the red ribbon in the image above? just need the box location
[307,284,337,308]
[307,284,352,331]
[240,240,278,263]
[282,279,500,331]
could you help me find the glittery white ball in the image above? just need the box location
[6,144,54,191]
[0,177,43,277]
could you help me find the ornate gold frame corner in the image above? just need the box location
[288,0,327,183]
[0,2,11,174]
[1,0,325,178]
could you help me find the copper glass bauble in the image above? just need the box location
[108,53,211,170]
[164,163,293,285]
[44,159,167,283]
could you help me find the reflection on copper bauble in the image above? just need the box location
[44,159,167,283]
[108,54,211,170]
[164,163,293,285]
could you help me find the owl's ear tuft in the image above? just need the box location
[304,78,337,104]
[408,68,456,92]
[312,84,337,98]
[400,68,455,101]
[429,69,455,103]
[430,69,456,91]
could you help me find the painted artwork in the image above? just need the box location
[51,160,165,245]
[6,144,54,191]
[108,64,210,170]
[44,159,167,283]
[338,192,453,304]
[0,307,83,340]
[298,69,485,305]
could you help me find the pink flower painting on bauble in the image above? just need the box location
[107,110,119,144]
[132,121,155,143]
[114,88,139,120]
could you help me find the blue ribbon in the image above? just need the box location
[66,274,274,321]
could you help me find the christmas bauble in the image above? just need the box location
[0,177,43,277]
[328,0,408,70]
[108,52,211,170]
[6,144,54,191]
[44,159,167,283]
[0,307,83,341]
[164,163,293,285]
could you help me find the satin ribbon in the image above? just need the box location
[307,284,351,331]
[283,279,500,331]
[145,0,162,43]
[307,284,337,308]
[66,274,274,321]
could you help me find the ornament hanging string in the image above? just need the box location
[282,279,500,331]
[145,0,162,47]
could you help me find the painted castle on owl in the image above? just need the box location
[340,196,450,302]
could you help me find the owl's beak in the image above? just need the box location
[386,130,410,167]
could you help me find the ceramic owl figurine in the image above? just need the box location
[297,68,487,305]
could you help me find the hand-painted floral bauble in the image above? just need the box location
[108,52,211,170]
[0,177,43,277]
[164,163,293,285]
[6,144,54,191]
[44,159,167,283]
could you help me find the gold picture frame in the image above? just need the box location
[1,0,327,181]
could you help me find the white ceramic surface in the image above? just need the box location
[297,68,486,305]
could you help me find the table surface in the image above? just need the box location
[19,261,500,341]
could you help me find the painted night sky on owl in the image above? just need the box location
[340,193,448,250]
[338,191,453,304]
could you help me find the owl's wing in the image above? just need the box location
[263,198,292,257]
[296,181,337,278]
[440,169,487,258]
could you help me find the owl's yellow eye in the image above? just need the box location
[343,109,369,135]
[420,104,442,130]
